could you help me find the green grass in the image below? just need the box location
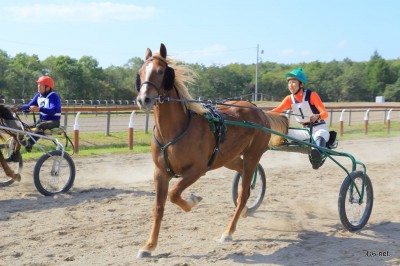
[20,121,399,160]
[329,121,400,140]
[21,131,152,161]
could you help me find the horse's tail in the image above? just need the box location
[263,111,289,148]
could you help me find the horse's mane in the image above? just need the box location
[153,53,208,115]
[263,111,289,147]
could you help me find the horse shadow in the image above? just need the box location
[221,222,400,266]
[0,187,154,221]
[171,222,399,266]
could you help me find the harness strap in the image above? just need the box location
[203,105,227,169]
[152,112,193,177]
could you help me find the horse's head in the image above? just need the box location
[136,43,175,110]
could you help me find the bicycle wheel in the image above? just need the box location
[338,171,373,231]
[232,163,266,213]
[0,138,23,187]
[33,150,75,196]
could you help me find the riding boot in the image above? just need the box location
[311,137,326,170]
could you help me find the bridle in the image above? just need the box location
[136,57,170,95]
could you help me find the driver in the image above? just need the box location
[272,68,329,170]
[16,76,61,152]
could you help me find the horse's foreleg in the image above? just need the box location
[137,169,170,258]
[221,160,256,242]
[0,152,20,182]
[168,173,203,212]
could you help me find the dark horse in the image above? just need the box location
[135,44,288,258]
[0,105,26,182]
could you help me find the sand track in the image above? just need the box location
[0,137,399,265]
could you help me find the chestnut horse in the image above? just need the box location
[135,43,288,258]
[0,104,26,182]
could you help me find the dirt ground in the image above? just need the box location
[0,137,399,266]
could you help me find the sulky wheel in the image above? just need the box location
[232,163,266,213]
[338,170,373,231]
[33,150,76,196]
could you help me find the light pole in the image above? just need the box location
[255,44,263,101]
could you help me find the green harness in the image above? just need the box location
[152,109,227,178]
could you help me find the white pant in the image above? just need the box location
[288,123,330,142]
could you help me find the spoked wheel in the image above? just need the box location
[33,150,75,196]
[338,171,373,231]
[232,163,266,213]
[0,138,23,187]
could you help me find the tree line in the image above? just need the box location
[0,49,399,103]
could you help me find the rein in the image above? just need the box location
[157,96,262,111]
[157,96,314,120]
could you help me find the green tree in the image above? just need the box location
[0,48,399,104]
[307,60,343,101]
[0,50,11,95]
[103,57,143,101]
[336,60,369,101]
[4,53,42,99]
[258,62,288,101]
[383,78,400,101]
[364,51,396,100]
[78,56,105,99]
[42,55,83,100]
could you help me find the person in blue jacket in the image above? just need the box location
[17,76,61,152]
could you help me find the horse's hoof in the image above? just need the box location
[220,234,233,242]
[14,173,21,182]
[137,249,151,258]
[188,194,202,207]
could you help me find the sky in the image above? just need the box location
[0,0,399,68]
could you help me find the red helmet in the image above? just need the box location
[36,76,54,89]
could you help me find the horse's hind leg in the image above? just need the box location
[221,155,259,242]
[168,171,203,212]
[224,156,244,174]
[224,157,248,217]
[137,168,170,258]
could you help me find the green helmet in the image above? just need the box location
[285,68,307,85]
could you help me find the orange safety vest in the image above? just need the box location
[272,89,328,120]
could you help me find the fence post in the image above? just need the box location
[364,109,370,135]
[128,111,135,150]
[386,109,393,134]
[74,112,81,154]
[384,109,387,125]
[63,112,68,130]
[105,111,111,136]
[339,109,346,137]
[348,110,352,126]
